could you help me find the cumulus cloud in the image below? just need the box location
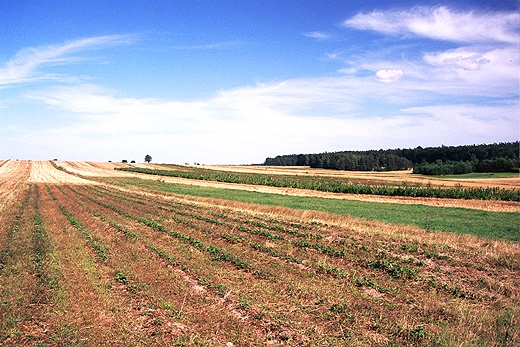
[344,6,519,43]
[375,69,403,82]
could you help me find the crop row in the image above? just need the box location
[113,184,513,299]
[2,178,517,346]
[63,185,387,343]
[0,185,59,345]
[72,184,497,303]
[47,184,269,345]
[116,166,520,201]
[67,186,407,289]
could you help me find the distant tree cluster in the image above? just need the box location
[265,152,412,171]
[412,157,517,175]
[121,155,152,164]
[264,142,519,175]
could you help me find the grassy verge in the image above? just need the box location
[441,172,519,179]
[102,177,519,242]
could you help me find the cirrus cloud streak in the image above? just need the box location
[344,6,519,43]
[0,35,137,87]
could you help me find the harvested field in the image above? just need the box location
[0,160,518,346]
[28,161,95,184]
[0,161,31,212]
[55,161,133,177]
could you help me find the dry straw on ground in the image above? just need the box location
[0,160,518,346]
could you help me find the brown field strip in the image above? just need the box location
[0,161,518,346]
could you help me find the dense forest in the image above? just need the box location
[263,142,520,175]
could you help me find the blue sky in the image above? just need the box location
[1,1,518,164]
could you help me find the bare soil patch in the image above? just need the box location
[57,161,155,179]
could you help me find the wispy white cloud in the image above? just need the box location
[0,35,137,87]
[423,46,496,70]
[400,103,519,144]
[339,5,519,98]
[2,12,518,163]
[19,66,518,163]
[304,31,331,40]
[344,6,519,43]
[440,56,489,71]
[420,45,519,95]
[338,67,357,75]
[169,41,241,50]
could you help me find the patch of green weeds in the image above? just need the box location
[401,244,418,252]
[114,271,129,285]
[367,259,416,279]
[495,307,517,346]
[59,205,108,261]
[238,299,250,310]
[409,325,426,340]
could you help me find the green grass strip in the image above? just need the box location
[441,172,519,179]
[104,177,519,242]
[115,166,519,201]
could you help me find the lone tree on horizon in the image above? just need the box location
[145,154,152,163]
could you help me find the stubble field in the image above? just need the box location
[0,160,518,346]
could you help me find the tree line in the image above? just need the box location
[263,142,519,175]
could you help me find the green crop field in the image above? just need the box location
[442,172,519,179]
